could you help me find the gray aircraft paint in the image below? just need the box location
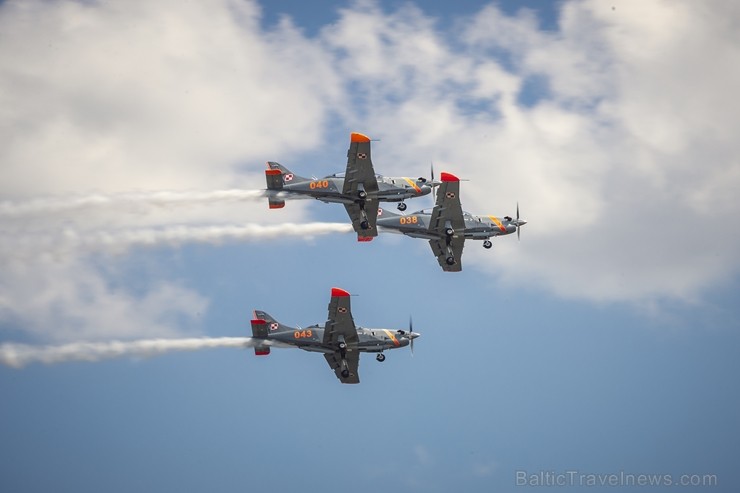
[265,132,433,241]
[377,171,526,271]
[249,287,419,384]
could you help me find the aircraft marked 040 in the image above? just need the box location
[264,132,434,242]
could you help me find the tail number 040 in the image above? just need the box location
[309,181,329,189]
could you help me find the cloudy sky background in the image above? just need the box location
[1,1,738,491]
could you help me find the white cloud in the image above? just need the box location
[0,0,341,198]
[2,0,739,343]
[0,0,340,342]
[318,0,740,303]
[0,254,208,342]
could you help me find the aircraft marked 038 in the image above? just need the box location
[489,215,507,233]
[377,172,527,272]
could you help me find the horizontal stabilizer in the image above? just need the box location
[265,168,284,190]
[251,318,269,338]
[251,317,271,356]
[268,197,285,209]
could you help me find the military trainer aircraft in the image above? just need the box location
[265,132,433,241]
[250,287,420,384]
[376,172,526,272]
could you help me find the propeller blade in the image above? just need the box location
[409,316,414,356]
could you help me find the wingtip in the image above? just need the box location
[331,287,351,297]
[357,236,373,242]
[350,132,371,143]
[440,172,459,182]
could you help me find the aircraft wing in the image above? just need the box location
[427,172,465,271]
[324,350,360,384]
[323,287,360,383]
[342,132,379,197]
[429,237,464,272]
[344,202,379,239]
[428,172,465,234]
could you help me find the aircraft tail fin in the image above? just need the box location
[250,316,271,355]
[266,162,308,183]
[252,310,293,332]
[265,163,285,209]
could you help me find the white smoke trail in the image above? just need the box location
[0,337,292,368]
[71,222,354,250]
[0,189,267,218]
[0,222,354,259]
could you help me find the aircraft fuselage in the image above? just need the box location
[280,176,431,205]
[259,324,413,354]
[377,211,519,240]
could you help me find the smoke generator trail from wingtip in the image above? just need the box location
[0,189,267,218]
[0,337,289,368]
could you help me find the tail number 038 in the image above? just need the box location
[399,216,418,225]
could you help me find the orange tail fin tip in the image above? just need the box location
[351,132,371,143]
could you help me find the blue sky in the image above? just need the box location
[1,0,739,492]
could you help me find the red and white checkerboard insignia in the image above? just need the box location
[338,307,348,313]
[357,153,367,160]
[377,208,383,216]
[446,192,456,199]
[270,322,279,330]
[284,173,294,182]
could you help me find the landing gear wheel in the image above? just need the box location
[341,369,350,378]
[376,353,386,362]
[446,256,455,266]
[338,341,347,350]
[445,228,454,237]
[397,202,407,211]
[358,190,367,199]
[360,220,369,230]
[483,240,492,249]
